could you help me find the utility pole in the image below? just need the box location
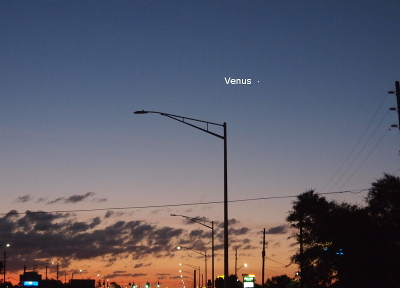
[389,81,400,129]
[3,251,6,283]
[262,228,266,287]
[299,221,305,288]
[396,81,400,128]
[389,81,400,155]
[234,249,237,277]
[56,262,59,282]
[194,269,196,288]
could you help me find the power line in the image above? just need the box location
[338,128,391,191]
[266,257,297,271]
[321,93,389,192]
[328,109,391,192]
[0,189,368,216]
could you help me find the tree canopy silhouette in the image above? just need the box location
[286,173,400,288]
[264,274,299,288]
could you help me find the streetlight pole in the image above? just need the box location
[262,228,266,287]
[171,214,214,288]
[180,263,200,288]
[179,270,195,288]
[177,247,206,287]
[1,244,10,283]
[3,251,6,283]
[134,110,229,284]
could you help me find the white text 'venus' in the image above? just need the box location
[224,77,251,84]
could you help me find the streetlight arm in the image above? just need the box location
[177,246,205,257]
[170,214,212,229]
[180,263,200,270]
[134,111,225,139]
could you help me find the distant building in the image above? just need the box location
[20,271,42,287]
[70,279,95,288]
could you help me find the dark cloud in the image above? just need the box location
[229,218,239,225]
[105,272,147,278]
[131,273,147,278]
[189,229,204,237]
[214,243,224,251]
[266,225,288,234]
[218,218,238,228]
[0,210,185,274]
[104,211,124,218]
[151,209,164,214]
[156,273,170,278]
[242,238,251,244]
[15,195,31,203]
[1,209,256,278]
[229,227,250,236]
[65,192,95,203]
[47,197,65,205]
[170,276,185,279]
[36,198,46,203]
[46,192,97,205]
[242,245,253,250]
[133,263,152,269]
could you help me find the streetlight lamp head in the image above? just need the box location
[177,246,181,250]
[134,110,148,114]
[170,214,177,216]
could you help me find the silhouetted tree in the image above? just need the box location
[286,174,400,288]
[0,281,14,288]
[364,173,400,287]
[264,275,298,288]
[286,190,338,287]
[215,275,242,288]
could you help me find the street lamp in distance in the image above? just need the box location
[1,243,10,283]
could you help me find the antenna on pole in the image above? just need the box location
[389,81,400,129]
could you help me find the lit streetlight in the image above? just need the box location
[1,244,10,283]
[71,269,83,280]
[177,246,207,287]
[179,263,199,288]
[236,263,248,276]
[171,214,214,288]
[51,260,60,281]
[134,110,229,284]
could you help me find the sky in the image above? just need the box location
[1,0,400,287]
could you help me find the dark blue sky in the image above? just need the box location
[1,0,400,283]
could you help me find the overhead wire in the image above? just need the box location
[338,128,391,191]
[320,92,390,192]
[0,189,368,216]
[329,109,391,192]
[266,257,297,271]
